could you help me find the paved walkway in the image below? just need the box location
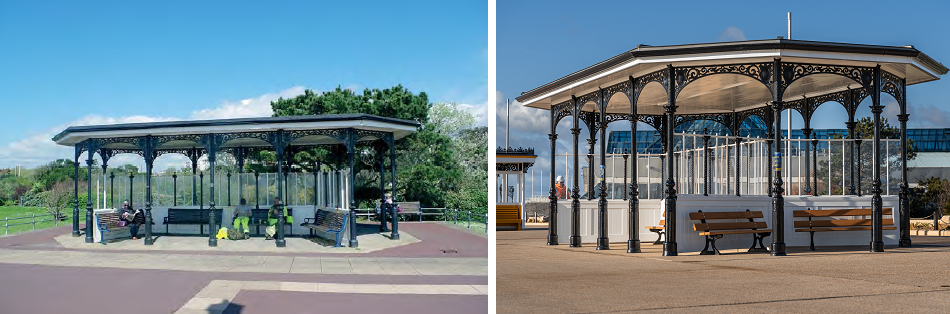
[0,222,487,314]
[498,226,950,313]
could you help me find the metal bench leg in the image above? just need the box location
[700,235,723,255]
[809,231,816,251]
[748,232,770,252]
[652,230,664,245]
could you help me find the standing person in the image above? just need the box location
[233,198,251,236]
[555,176,567,199]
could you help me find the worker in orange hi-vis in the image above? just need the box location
[555,176,567,199]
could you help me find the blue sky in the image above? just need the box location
[497,0,950,198]
[0,1,487,168]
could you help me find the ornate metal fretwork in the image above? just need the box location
[155,149,192,158]
[497,147,535,155]
[155,134,203,148]
[579,111,598,130]
[95,136,140,149]
[286,129,346,144]
[601,80,632,106]
[552,100,575,126]
[354,129,390,144]
[497,163,523,172]
[780,62,875,97]
[602,113,631,129]
[674,62,773,99]
[673,113,735,135]
[218,131,271,147]
[633,69,670,102]
[574,91,601,112]
[880,70,905,109]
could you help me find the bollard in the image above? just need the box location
[4,217,7,235]
[454,209,458,224]
[32,213,36,231]
[467,211,471,229]
[484,214,488,233]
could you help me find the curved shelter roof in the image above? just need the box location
[516,39,948,116]
[52,114,420,151]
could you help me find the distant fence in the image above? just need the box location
[2,212,69,236]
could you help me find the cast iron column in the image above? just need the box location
[660,155,666,198]
[771,100,787,256]
[703,129,710,196]
[254,171,260,210]
[143,137,154,245]
[846,121,857,195]
[588,125,596,201]
[128,173,134,208]
[72,148,80,237]
[899,110,911,247]
[766,136,774,197]
[596,90,609,250]
[379,143,388,232]
[802,128,812,195]
[662,73,678,256]
[275,136,287,248]
[208,149,218,247]
[570,115,581,247]
[346,135,358,248]
[172,172,177,206]
[622,150,629,201]
[199,172,204,209]
[85,143,95,243]
[628,84,641,253]
[547,109,559,245]
[870,65,885,252]
[226,172,232,206]
[389,136,399,240]
[811,135,819,196]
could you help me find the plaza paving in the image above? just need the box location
[498,224,950,313]
[0,222,488,314]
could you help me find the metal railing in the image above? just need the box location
[441,208,488,233]
[2,212,69,235]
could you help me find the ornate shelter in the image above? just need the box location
[516,39,947,255]
[53,114,419,248]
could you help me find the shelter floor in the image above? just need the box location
[498,226,950,313]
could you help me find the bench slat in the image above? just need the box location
[796,226,898,232]
[689,211,764,220]
[793,208,893,217]
[794,218,894,228]
[700,229,772,236]
[693,221,768,232]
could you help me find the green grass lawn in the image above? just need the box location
[0,206,83,236]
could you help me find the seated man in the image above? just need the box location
[233,198,251,237]
[265,197,282,240]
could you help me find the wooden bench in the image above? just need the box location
[690,210,772,255]
[249,207,294,236]
[301,209,348,247]
[644,212,665,245]
[163,208,222,235]
[496,205,522,230]
[793,208,896,251]
[394,202,439,221]
[95,211,132,244]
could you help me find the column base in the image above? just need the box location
[546,234,558,245]
[770,243,786,256]
[595,237,609,250]
[276,239,286,247]
[899,238,912,247]
[662,242,677,256]
[870,241,884,252]
[84,235,94,243]
[209,238,218,247]
[144,237,154,245]
[390,232,399,241]
[72,231,80,237]
[627,240,641,253]
[348,239,358,248]
[569,236,581,247]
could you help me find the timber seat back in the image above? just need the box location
[644,212,666,244]
[393,202,438,221]
[793,208,895,250]
[95,211,132,244]
[163,208,222,235]
[496,205,522,230]
[302,209,348,247]
[689,210,771,255]
[249,207,294,236]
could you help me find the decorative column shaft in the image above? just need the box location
[596,90,609,250]
[172,172,178,206]
[622,151,629,201]
[72,149,80,237]
[547,109,559,246]
[85,144,95,244]
[846,121,857,195]
[898,110,911,247]
[735,137,742,197]
[870,65,885,252]
[812,135,819,196]
[570,123,581,247]
[771,101,787,256]
[109,172,115,208]
[390,135,399,240]
[663,64,678,257]
[856,139,863,196]
[628,84,641,253]
[703,129,710,196]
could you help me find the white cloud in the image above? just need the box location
[458,101,488,126]
[0,87,306,169]
[719,26,747,42]
[189,86,306,120]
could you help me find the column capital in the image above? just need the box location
[801,128,813,136]
[663,104,678,113]
[548,133,558,141]
[845,121,857,130]
[571,127,581,135]
[869,105,885,114]
[769,101,784,110]
[897,114,909,122]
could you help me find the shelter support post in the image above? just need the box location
[771,101,787,256]
[735,137,742,197]
[389,133,399,240]
[172,172,177,206]
[899,102,911,246]
[596,89,609,250]
[628,80,640,253]
[84,140,96,243]
[272,132,287,248]
[871,65,885,252]
[663,64,678,256]
[139,136,156,245]
[345,130,359,248]
[811,135,818,196]
[802,128,812,195]
[703,129,709,196]
[548,107,559,245]
[72,146,80,237]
